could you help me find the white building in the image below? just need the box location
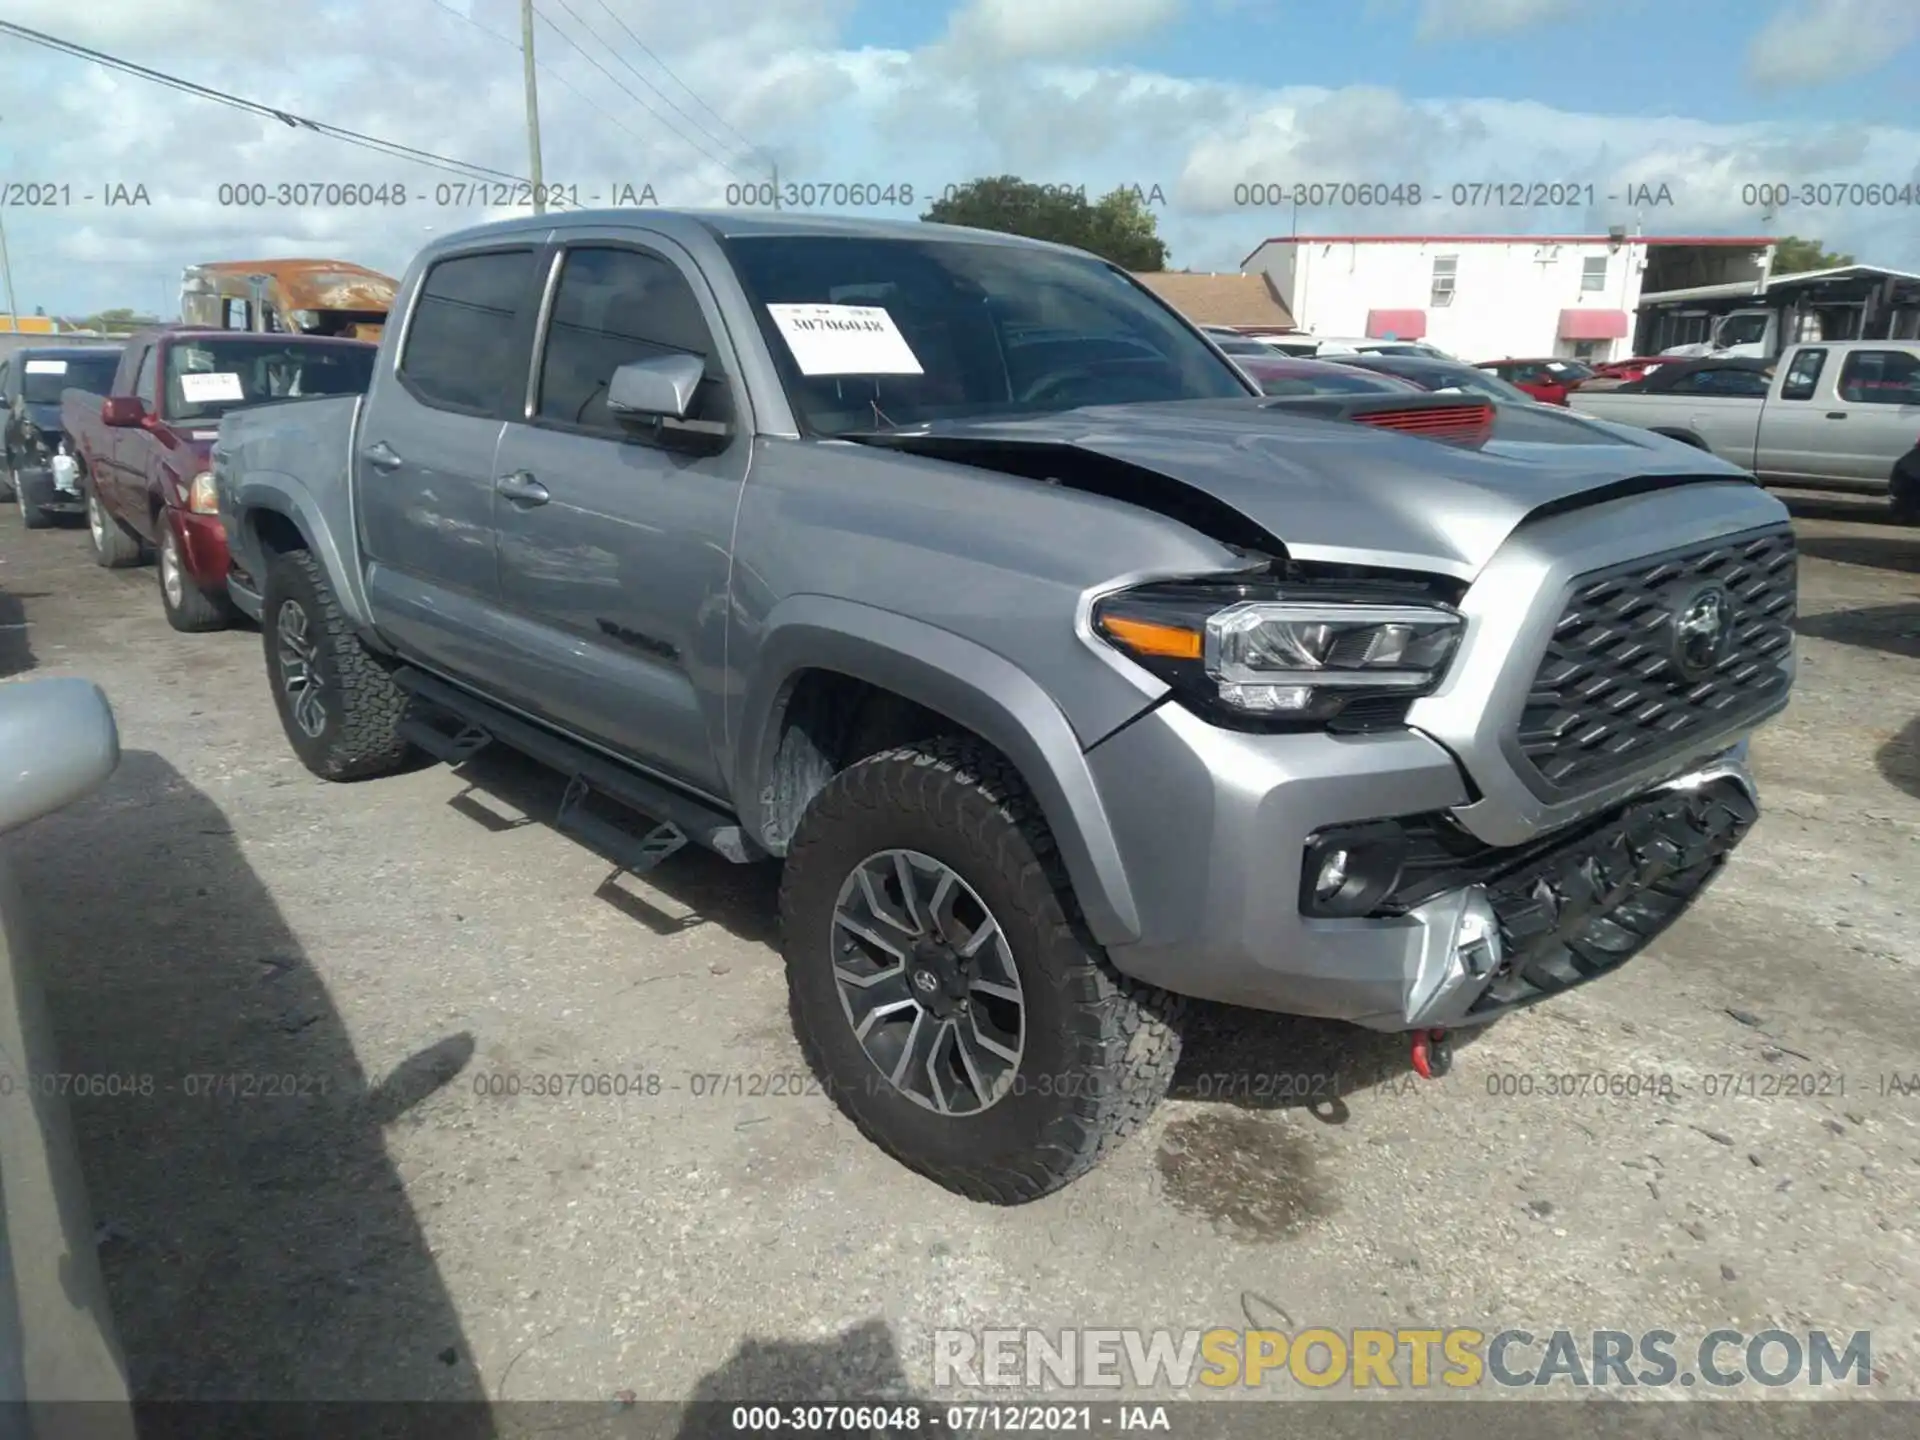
[1242,233,1775,363]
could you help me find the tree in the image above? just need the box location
[77,306,159,334]
[1772,236,1854,275]
[921,176,1169,270]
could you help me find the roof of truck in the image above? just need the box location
[419,209,1089,257]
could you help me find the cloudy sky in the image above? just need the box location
[1,0,1917,317]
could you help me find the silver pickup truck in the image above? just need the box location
[1569,342,1920,521]
[216,211,1796,1202]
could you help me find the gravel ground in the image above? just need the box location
[1,490,1916,1419]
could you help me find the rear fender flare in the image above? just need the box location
[231,476,379,638]
[735,595,1143,946]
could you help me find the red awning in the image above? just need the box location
[1366,308,1427,340]
[1559,309,1630,340]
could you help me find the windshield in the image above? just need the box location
[1714,313,1771,348]
[162,338,377,421]
[22,353,121,405]
[722,235,1253,435]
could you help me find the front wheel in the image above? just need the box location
[158,523,234,632]
[260,547,412,781]
[779,738,1183,1203]
[1892,468,1920,526]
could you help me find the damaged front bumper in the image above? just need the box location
[1383,749,1754,1030]
[1086,695,1759,1032]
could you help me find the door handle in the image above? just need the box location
[1824,412,1846,420]
[365,440,404,471]
[495,470,550,505]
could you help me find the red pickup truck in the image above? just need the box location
[61,328,376,630]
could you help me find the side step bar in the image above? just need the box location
[393,668,758,870]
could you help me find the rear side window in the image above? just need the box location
[1837,350,1920,404]
[535,246,728,433]
[400,249,538,413]
[1779,349,1826,401]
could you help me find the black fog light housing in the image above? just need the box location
[1300,820,1409,917]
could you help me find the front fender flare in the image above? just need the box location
[735,595,1144,947]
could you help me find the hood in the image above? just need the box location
[848,397,1754,580]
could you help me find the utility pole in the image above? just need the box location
[0,116,18,331]
[521,0,545,214]
[770,158,780,211]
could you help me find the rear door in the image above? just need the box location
[356,244,544,676]
[1824,348,1920,489]
[1753,347,1831,482]
[487,230,753,794]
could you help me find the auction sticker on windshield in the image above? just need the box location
[767,303,923,375]
[178,372,246,403]
[24,359,67,374]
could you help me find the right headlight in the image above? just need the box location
[1093,579,1463,726]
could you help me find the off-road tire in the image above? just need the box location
[780,737,1183,1203]
[261,547,412,781]
[157,523,234,633]
[86,485,142,565]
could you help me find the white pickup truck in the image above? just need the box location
[1569,340,1920,522]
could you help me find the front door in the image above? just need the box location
[489,233,752,795]
[355,245,544,677]
[1754,347,1830,483]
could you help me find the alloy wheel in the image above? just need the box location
[87,493,106,549]
[160,531,185,608]
[275,600,328,738]
[830,849,1025,1114]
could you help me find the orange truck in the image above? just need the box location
[178,259,396,343]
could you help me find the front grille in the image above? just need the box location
[1516,524,1795,792]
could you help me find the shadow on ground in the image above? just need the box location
[6,749,494,1418]
[438,744,1468,1127]
[1780,495,1919,575]
[1879,716,1920,803]
[1795,601,1920,661]
[0,582,45,679]
[438,743,782,946]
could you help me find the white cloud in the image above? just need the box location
[937,0,1184,63]
[1414,0,1574,40]
[0,0,1916,317]
[1746,0,1920,87]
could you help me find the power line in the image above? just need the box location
[419,0,658,153]
[535,0,752,179]
[583,0,766,165]
[0,19,526,185]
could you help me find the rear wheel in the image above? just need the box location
[779,738,1183,1203]
[260,547,412,780]
[158,523,234,632]
[87,486,142,566]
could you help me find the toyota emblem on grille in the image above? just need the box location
[1669,584,1732,680]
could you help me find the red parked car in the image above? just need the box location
[60,328,376,631]
[1578,357,1671,389]
[1472,357,1596,405]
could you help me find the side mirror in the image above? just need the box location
[101,395,145,427]
[607,354,706,420]
[606,354,731,454]
[0,678,119,837]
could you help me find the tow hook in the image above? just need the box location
[1410,1027,1452,1080]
